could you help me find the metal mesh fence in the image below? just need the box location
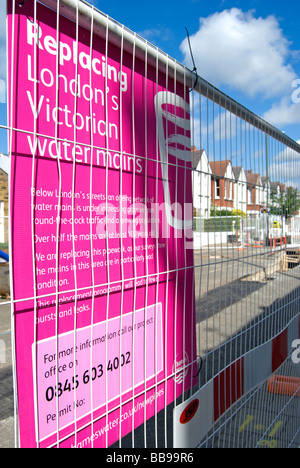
[0,0,299,449]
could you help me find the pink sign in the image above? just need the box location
[7,0,196,448]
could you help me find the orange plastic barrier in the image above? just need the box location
[268,375,300,397]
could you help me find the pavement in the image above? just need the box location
[0,244,299,448]
[194,245,294,357]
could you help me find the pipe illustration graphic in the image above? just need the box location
[155,91,192,231]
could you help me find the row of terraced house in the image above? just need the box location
[192,148,285,219]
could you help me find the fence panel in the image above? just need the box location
[1,0,300,448]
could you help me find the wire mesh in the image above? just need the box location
[0,0,299,449]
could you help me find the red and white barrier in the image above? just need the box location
[174,315,300,448]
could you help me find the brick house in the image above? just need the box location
[245,170,263,214]
[261,176,271,208]
[233,166,247,214]
[191,148,212,218]
[209,160,235,210]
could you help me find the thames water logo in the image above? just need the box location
[172,352,189,384]
[154,91,193,231]
[291,339,300,364]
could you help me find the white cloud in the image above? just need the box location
[0,3,6,40]
[0,2,6,82]
[263,96,300,127]
[0,80,6,104]
[180,8,297,99]
[268,141,300,189]
[269,159,300,189]
[0,45,6,83]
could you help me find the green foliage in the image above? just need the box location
[204,216,240,232]
[232,209,247,218]
[270,187,300,219]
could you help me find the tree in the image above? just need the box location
[269,190,282,216]
[281,187,300,219]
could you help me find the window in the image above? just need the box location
[248,188,253,204]
[215,179,220,198]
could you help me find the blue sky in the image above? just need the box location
[1,0,300,153]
